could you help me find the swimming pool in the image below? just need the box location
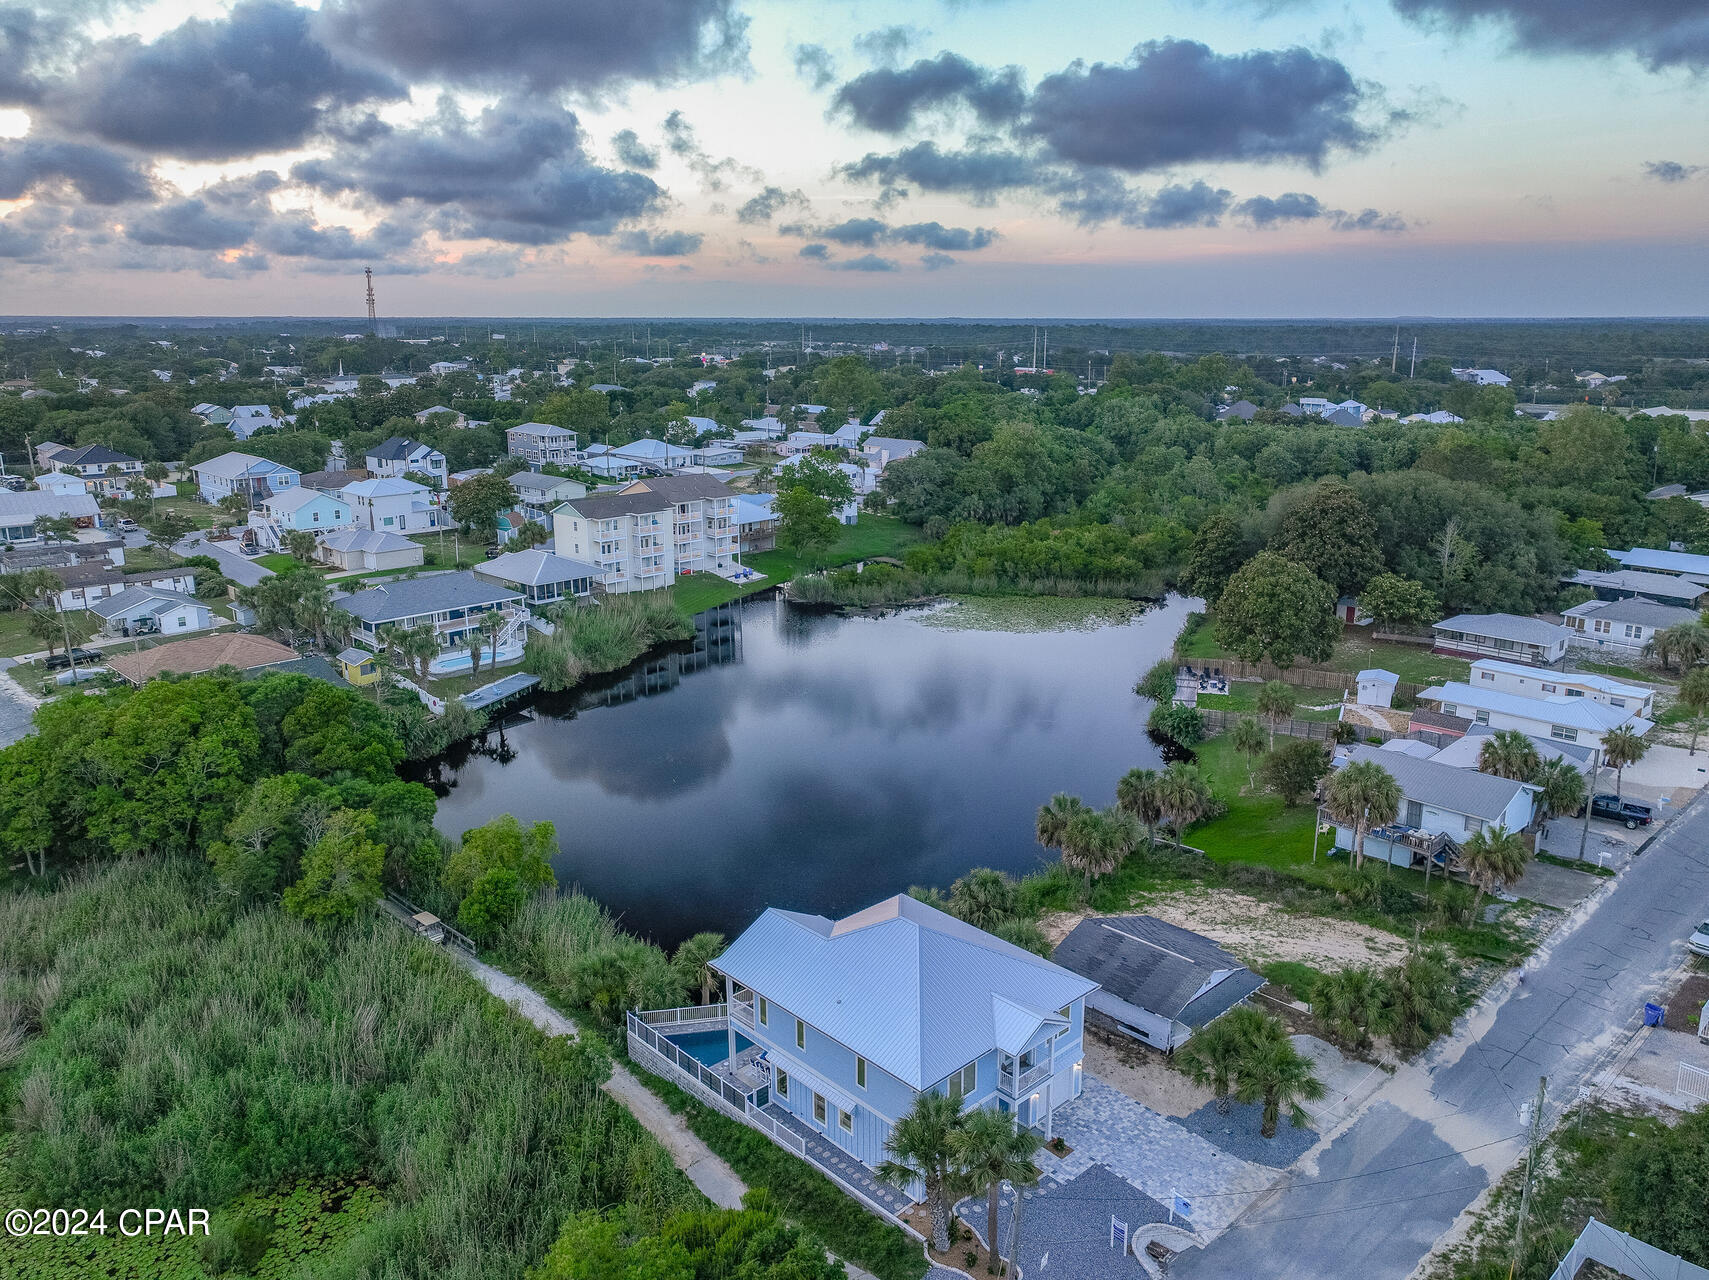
[664,1028,753,1066]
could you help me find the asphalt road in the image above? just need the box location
[1177,793,1709,1280]
[172,531,274,587]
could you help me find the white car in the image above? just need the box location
[1690,921,1709,959]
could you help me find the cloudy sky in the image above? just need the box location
[0,0,1705,317]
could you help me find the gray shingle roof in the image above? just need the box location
[337,570,521,624]
[1053,916,1263,1030]
[1434,613,1568,647]
[477,548,599,587]
[1572,597,1700,630]
[51,444,139,467]
[366,436,430,462]
[1342,743,1529,822]
[88,585,201,619]
[318,528,417,554]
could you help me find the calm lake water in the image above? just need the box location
[421,593,1194,950]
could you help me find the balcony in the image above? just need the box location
[999,1058,1052,1097]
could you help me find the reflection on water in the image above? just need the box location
[424,593,1193,950]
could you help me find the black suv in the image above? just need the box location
[1588,794,1652,829]
[43,647,103,671]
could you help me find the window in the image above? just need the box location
[1624,625,1641,639]
[856,1057,867,1089]
[1565,689,1584,698]
[1541,683,1557,693]
[795,1018,805,1050]
[1610,698,1626,709]
[1465,817,1483,834]
[1479,671,1493,681]
[839,1108,853,1133]
[948,1061,977,1100]
[757,997,767,1025]
[1441,704,1457,716]
[383,516,394,526]
[775,1069,788,1099]
[1550,725,1578,742]
[1594,619,1611,634]
[1474,711,1490,725]
[813,1093,826,1125]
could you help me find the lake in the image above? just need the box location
[420,592,1194,950]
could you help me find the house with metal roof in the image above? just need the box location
[191,452,301,504]
[1431,612,1570,665]
[506,421,579,466]
[0,490,101,542]
[1329,744,1535,867]
[1416,681,1650,751]
[1426,724,1594,777]
[1565,568,1706,608]
[1467,658,1653,718]
[1563,596,1699,658]
[628,895,1097,1177]
[316,528,423,572]
[1609,547,1709,583]
[339,476,446,533]
[1051,916,1263,1052]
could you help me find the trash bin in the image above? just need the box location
[1643,1001,1665,1027]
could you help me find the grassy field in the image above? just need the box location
[1576,658,1671,685]
[255,552,309,573]
[671,515,924,614]
[1181,618,1468,685]
[1187,736,1323,870]
[0,609,41,658]
[410,532,492,570]
[159,486,225,529]
[1196,684,1344,721]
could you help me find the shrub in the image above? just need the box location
[1147,701,1205,748]
[1135,658,1176,702]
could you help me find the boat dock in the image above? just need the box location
[460,672,541,711]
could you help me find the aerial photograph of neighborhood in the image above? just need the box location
[1,0,1707,1278]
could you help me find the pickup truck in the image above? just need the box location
[44,647,104,671]
[1588,794,1653,829]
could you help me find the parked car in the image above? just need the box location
[115,517,138,531]
[1689,920,1709,959]
[43,647,104,671]
[1588,794,1653,829]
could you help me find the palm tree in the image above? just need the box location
[1477,728,1540,782]
[1255,681,1297,746]
[283,528,319,564]
[293,576,337,650]
[1459,825,1528,906]
[1230,716,1267,793]
[464,633,483,677]
[1678,666,1709,755]
[1379,943,1460,1055]
[949,1106,1040,1275]
[1530,756,1586,837]
[672,931,727,1005]
[1313,966,1387,1052]
[1600,725,1647,798]
[479,611,506,666]
[949,868,1019,930]
[1154,762,1214,848]
[1235,1029,1326,1138]
[1115,768,1163,842]
[1059,808,1131,899]
[878,1091,964,1255]
[1178,1008,1266,1113]
[1646,619,1709,671]
[406,623,439,680]
[1035,793,1090,854]
[1321,760,1402,871]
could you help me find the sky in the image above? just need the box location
[0,0,1705,318]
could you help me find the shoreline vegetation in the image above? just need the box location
[786,562,1165,607]
[523,589,697,693]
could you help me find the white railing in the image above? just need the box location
[1679,1062,1709,1103]
[744,1098,807,1156]
[1000,1060,1052,1097]
[638,1003,728,1027]
[626,1013,754,1116]
[731,1001,755,1029]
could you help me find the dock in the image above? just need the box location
[460,672,540,711]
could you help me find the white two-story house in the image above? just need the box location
[364,437,447,487]
[339,476,445,534]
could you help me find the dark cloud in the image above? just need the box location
[1644,160,1702,183]
[0,202,61,260]
[852,25,920,65]
[920,252,957,270]
[814,217,890,246]
[612,129,659,169]
[126,199,254,250]
[735,185,807,224]
[1233,191,1326,225]
[890,221,997,250]
[1391,0,1709,71]
[662,109,763,191]
[43,0,401,161]
[1026,39,1377,172]
[321,0,748,92]
[798,242,831,260]
[293,99,663,245]
[253,213,416,260]
[1136,180,1232,228]
[1045,170,1146,226]
[0,5,73,106]
[837,142,1040,201]
[0,137,155,204]
[832,253,900,272]
[1331,207,1406,232]
[617,228,705,255]
[791,43,837,89]
[832,52,1026,133]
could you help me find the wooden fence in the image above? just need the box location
[1180,658,1434,704]
[1197,706,1458,750]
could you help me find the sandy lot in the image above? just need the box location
[1082,1029,1215,1117]
[1042,889,1409,972]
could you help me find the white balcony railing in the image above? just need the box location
[999,1059,1052,1096]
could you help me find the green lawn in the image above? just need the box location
[1196,684,1344,721]
[1320,635,1468,684]
[1186,736,1322,870]
[671,515,925,614]
[410,531,492,570]
[0,609,41,658]
[158,487,225,529]
[1576,658,1671,686]
[255,552,312,573]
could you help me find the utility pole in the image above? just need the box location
[1409,338,1417,379]
[1510,1076,1548,1275]
[1576,747,1603,860]
[1391,326,1399,373]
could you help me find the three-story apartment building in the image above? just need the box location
[551,475,737,594]
[506,422,579,466]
